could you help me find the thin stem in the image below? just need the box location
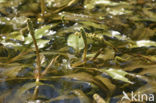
[72,61,85,68]
[7,49,32,63]
[41,55,59,76]
[32,85,39,100]
[61,15,65,24]
[103,40,118,52]
[40,0,46,17]
[27,18,41,81]
[80,28,87,62]
[90,48,104,61]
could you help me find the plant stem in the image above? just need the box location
[40,0,46,17]
[32,85,39,100]
[41,55,59,76]
[27,18,41,82]
[90,48,104,61]
[80,28,87,62]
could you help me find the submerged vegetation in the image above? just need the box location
[0,0,156,103]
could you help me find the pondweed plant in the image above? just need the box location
[27,19,41,82]
[27,19,42,100]
[26,19,107,100]
[40,0,46,17]
[26,19,116,102]
[27,19,60,100]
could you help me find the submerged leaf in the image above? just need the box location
[93,93,106,103]
[15,82,36,97]
[72,89,91,103]
[95,75,116,93]
[1,66,23,78]
[48,95,76,102]
[67,32,85,52]
[136,40,156,47]
[63,72,109,93]
[84,0,128,10]
[100,68,133,84]
[24,24,54,48]
[34,25,54,39]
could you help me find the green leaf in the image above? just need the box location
[0,0,6,3]
[67,33,85,52]
[24,24,52,48]
[84,0,128,10]
[34,25,53,39]
[100,68,133,84]
[136,40,156,47]
[35,39,50,48]
[79,21,108,30]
